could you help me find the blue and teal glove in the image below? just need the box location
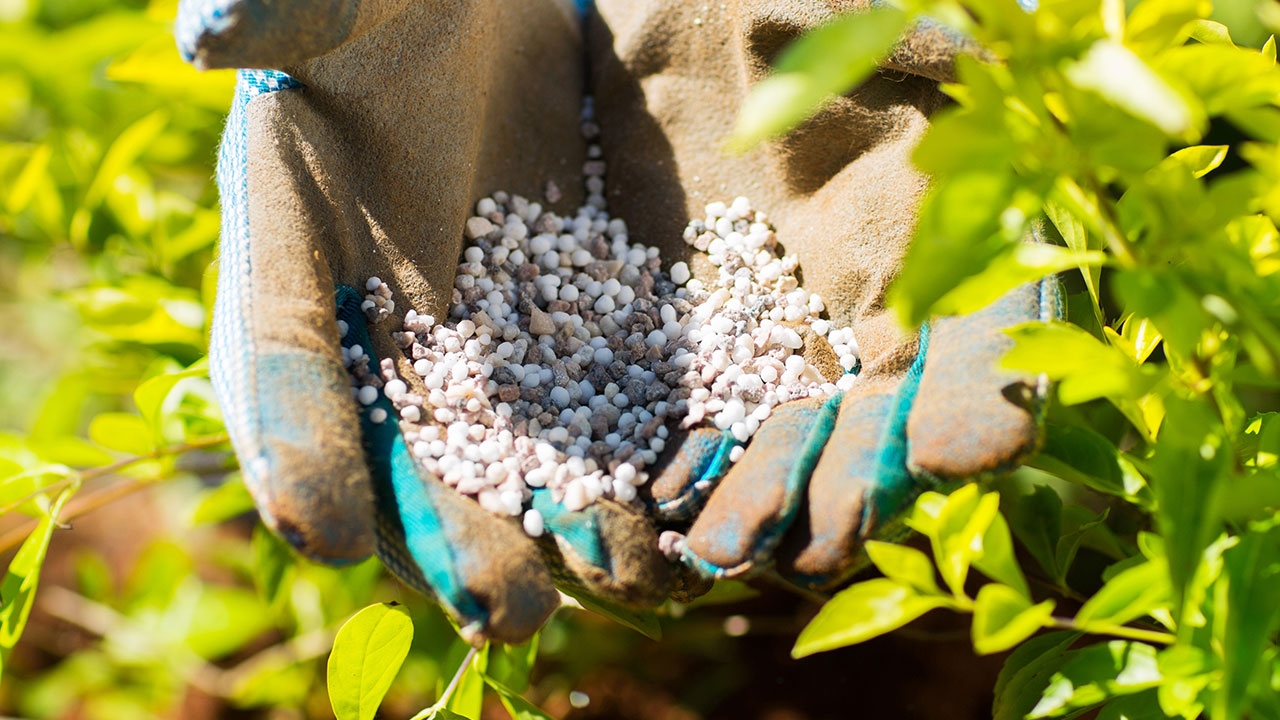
[179,0,675,643]
[588,0,1057,590]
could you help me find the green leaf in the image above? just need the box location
[133,362,208,434]
[1029,641,1164,718]
[559,586,661,640]
[890,170,1016,327]
[1125,0,1207,54]
[1150,398,1227,622]
[1002,322,1159,405]
[185,585,275,659]
[1031,423,1148,504]
[327,603,415,720]
[972,583,1056,655]
[443,643,486,719]
[1075,559,1171,629]
[1188,18,1233,45]
[932,485,1001,597]
[486,633,539,694]
[792,579,950,658]
[1007,484,1067,584]
[1056,505,1115,583]
[190,475,256,525]
[1065,39,1195,136]
[993,631,1082,720]
[70,110,169,248]
[864,540,940,595]
[1105,315,1164,366]
[484,675,554,720]
[6,144,53,215]
[251,523,293,606]
[931,243,1107,318]
[0,488,73,655]
[1044,200,1104,326]
[1165,145,1228,178]
[87,413,153,456]
[974,511,1030,599]
[1215,519,1280,719]
[1157,44,1280,116]
[727,7,910,151]
[1097,690,1175,720]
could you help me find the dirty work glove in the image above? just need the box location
[588,0,1057,590]
[178,0,671,643]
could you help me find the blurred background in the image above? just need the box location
[0,1,1271,718]
[0,1,998,717]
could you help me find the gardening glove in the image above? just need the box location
[178,0,672,644]
[588,0,1058,590]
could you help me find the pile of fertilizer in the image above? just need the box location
[342,102,859,537]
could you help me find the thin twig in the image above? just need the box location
[0,434,230,555]
[758,569,831,605]
[1045,615,1175,645]
[413,645,481,719]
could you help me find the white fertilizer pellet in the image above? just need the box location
[343,101,860,536]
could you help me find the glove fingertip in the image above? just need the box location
[532,490,672,607]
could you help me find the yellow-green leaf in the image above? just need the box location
[972,584,1056,655]
[327,603,415,720]
[793,579,950,658]
[865,540,940,595]
[1065,40,1194,136]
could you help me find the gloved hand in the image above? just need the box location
[586,0,1058,590]
[177,0,674,643]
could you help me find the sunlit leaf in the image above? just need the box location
[1065,40,1194,136]
[930,243,1107,318]
[190,474,255,525]
[993,631,1082,720]
[792,579,950,657]
[1003,322,1160,405]
[87,413,153,456]
[974,510,1030,599]
[972,583,1055,655]
[864,540,940,595]
[327,603,415,720]
[484,675,554,720]
[1075,559,1171,629]
[1029,642,1164,718]
[0,488,73,656]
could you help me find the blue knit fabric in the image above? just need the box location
[208,69,301,533]
[174,0,238,62]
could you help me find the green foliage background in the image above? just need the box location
[5,0,1280,718]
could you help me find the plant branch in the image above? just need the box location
[413,645,481,720]
[0,433,230,555]
[1045,615,1175,645]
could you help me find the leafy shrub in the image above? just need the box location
[729,0,1280,717]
